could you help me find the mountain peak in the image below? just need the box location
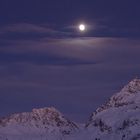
[32,107,62,118]
[121,78,140,93]
[0,107,79,134]
[85,78,140,140]
[88,78,140,117]
[32,107,59,113]
[109,78,140,107]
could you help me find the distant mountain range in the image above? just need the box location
[1,78,140,140]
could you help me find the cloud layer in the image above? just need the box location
[0,23,140,122]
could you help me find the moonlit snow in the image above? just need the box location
[0,78,140,140]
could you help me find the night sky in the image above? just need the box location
[0,0,140,122]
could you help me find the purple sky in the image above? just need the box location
[0,0,140,122]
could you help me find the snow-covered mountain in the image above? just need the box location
[85,78,140,140]
[0,107,79,140]
[0,78,140,140]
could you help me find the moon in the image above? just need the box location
[79,24,85,31]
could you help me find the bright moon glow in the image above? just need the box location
[79,24,85,31]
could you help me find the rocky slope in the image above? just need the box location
[0,107,79,140]
[85,78,140,140]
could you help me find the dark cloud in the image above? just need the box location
[0,23,54,33]
[1,22,140,41]
[0,23,74,40]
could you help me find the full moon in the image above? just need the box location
[79,24,85,31]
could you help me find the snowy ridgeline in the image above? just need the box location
[1,78,140,140]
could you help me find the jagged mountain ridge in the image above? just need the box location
[0,107,78,131]
[0,78,140,140]
[85,78,140,140]
[88,78,140,117]
[0,107,79,140]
